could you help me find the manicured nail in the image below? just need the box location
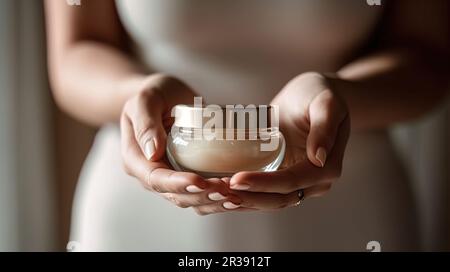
[223,202,240,210]
[315,147,327,167]
[230,184,251,191]
[144,139,155,160]
[186,185,204,193]
[208,192,227,201]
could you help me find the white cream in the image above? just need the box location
[168,135,284,175]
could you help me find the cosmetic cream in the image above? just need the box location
[166,104,285,177]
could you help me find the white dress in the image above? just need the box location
[70,0,419,251]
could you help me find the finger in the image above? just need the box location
[229,163,326,194]
[161,193,213,208]
[221,177,231,185]
[125,91,167,161]
[206,178,232,195]
[161,190,241,208]
[193,201,254,216]
[232,191,301,210]
[306,89,347,167]
[233,184,332,210]
[147,168,212,193]
[229,118,349,195]
[121,113,208,193]
[160,178,233,208]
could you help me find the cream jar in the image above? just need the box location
[166,104,285,177]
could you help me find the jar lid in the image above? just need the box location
[172,104,278,129]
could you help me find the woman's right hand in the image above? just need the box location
[120,74,241,212]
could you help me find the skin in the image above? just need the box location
[45,0,449,216]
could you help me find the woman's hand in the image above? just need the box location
[225,72,350,210]
[120,74,240,211]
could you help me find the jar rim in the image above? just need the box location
[172,104,279,129]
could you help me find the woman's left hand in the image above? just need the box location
[193,72,351,215]
[230,72,350,210]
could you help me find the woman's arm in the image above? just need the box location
[45,1,240,212]
[223,1,449,213]
[330,0,449,130]
[44,0,147,125]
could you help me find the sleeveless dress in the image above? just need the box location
[69,0,419,251]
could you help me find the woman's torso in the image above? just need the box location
[116,0,383,104]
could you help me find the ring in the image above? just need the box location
[294,189,305,206]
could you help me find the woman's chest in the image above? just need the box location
[117,0,383,66]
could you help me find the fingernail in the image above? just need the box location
[223,202,240,210]
[144,139,155,160]
[208,192,227,201]
[230,184,250,191]
[315,147,327,167]
[186,185,204,193]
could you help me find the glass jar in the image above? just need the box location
[166,104,285,177]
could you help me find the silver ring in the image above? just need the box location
[294,189,305,206]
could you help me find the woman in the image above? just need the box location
[45,0,448,251]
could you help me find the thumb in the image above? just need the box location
[126,92,167,162]
[306,90,347,168]
[135,119,167,162]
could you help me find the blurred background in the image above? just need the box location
[0,0,448,251]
